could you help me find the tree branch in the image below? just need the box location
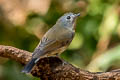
[0,45,120,80]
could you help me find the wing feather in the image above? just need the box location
[32,25,74,59]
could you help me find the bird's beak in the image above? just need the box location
[75,13,80,17]
[72,13,80,24]
[73,13,80,20]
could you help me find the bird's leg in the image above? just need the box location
[55,53,68,66]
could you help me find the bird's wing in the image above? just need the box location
[32,36,55,58]
[32,26,74,59]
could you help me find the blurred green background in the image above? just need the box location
[0,0,120,80]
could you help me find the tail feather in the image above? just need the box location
[21,58,36,73]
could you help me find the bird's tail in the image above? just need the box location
[21,58,37,73]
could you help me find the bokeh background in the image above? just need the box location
[0,0,120,80]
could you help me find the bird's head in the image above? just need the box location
[56,12,80,30]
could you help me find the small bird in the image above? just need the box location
[22,12,80,73]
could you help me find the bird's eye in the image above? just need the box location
[66,16,71,19]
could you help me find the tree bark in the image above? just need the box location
[0,45,120,80]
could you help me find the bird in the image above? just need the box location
[21,12,80,73]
